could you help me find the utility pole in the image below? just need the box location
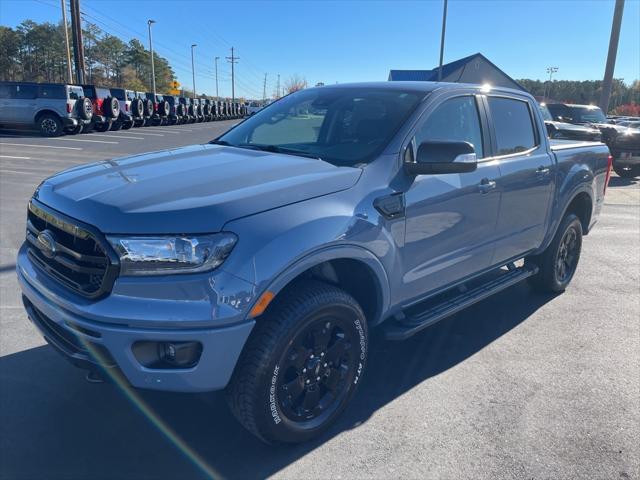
[147,20,156,96]
[61,0,73,83]
[600,0,625,113]
[544,66,558,100]
[226,47,239,103]
[276,74,280,98]
[263,73,267,102]
[214,56,220,99]
[438,0,448,81]
[191,44,197,99]
[69,0,85,84]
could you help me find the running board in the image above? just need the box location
[383,264,538,341]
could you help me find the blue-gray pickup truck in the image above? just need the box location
[17,82,612,443]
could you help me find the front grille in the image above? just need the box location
[25,200,118,297]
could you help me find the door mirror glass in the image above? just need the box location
[405,141,477,175]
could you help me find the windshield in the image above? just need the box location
[538,104,553,121]
[566,105,607,123]
[217,87,424,166]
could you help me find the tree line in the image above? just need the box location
[1,20,639,112]
[0,20,175,92]
[518,78,640,113]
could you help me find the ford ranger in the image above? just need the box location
[17,82,611,444]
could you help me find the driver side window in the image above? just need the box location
[414,96,484,159]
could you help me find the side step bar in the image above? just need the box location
[383,264,538,341]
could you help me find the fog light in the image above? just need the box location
[158,341,201,367]
[132,341,202,369]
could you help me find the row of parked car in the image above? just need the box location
[539,102,640,178]
[0,81,249,137]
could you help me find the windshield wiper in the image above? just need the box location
[237,143,322,160]
[209,139,232,146]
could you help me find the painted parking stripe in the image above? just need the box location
[53,137,118,144]
[144,128,181,134]
[0,143,83,150]
[121,131,164,137]
[0,155,31,159]
[91,134,145,140]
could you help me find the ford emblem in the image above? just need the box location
[37,230,57,258]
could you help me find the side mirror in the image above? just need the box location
[405,141,478,175]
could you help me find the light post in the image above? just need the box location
[147,20,156,96]
[214,56,220,99]
[191,44,197,100]
[544,66,558,100]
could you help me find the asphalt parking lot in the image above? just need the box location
[0,126,639,479]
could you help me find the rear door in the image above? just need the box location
[486,95,554,263]
[400,94,502,303]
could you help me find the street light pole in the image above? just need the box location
[214,56,220,99]
[191,44,197,100]
[438,0,448,82]
[147,20,156,96]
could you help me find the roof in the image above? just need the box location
[388,53,525,90]
[315,81,527,98]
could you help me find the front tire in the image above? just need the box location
[527,213,583,293]
[226,281,368,444]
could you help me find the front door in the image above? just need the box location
[400,95,501,304]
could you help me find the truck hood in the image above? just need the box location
[35,144,361,234]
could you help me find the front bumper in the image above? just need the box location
[17,243,256,392]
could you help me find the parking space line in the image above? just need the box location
[122,131,164,137]
[91,134,145,140]
[145,128,181,134]
[0,155,31,160]
[53,138,119,144]
[0,143,83,150]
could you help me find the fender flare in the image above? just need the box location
[252,244,391,325]
[540,185,594,252]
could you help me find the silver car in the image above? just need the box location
[0,81,93,136]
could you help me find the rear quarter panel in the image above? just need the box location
[541,141,610,250]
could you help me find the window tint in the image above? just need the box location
[14,84,37,99]
[488,97,536,155]
[126,91,136,101]
[83,86,96,97]
[39,85,65,99]
[0,84,11,98]
[111,89,125,101]
[416,96,484,158]
[96,88,110,98]
[68,86,83,100]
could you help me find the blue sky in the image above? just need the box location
[1,0,639,99]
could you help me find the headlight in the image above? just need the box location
[107,233,237,276]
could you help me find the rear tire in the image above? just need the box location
[226,281,368,444]
[527,213,583,293]
[37,113,63,137]
[614,162,639,179]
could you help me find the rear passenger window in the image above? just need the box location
[68,86,83,99]
[488,97,537,155]
[0,84,10,98]
[39,85,65,99]
[14,85,37,99]
[416,96,484,158]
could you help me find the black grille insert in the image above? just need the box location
[25,200,119,297]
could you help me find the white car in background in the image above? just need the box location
[246,101,264,116]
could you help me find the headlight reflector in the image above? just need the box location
[107,233,237,276]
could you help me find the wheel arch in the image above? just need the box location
[254,245,391,327]
[34,109,62,123]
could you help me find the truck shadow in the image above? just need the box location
[0,282,555,480]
